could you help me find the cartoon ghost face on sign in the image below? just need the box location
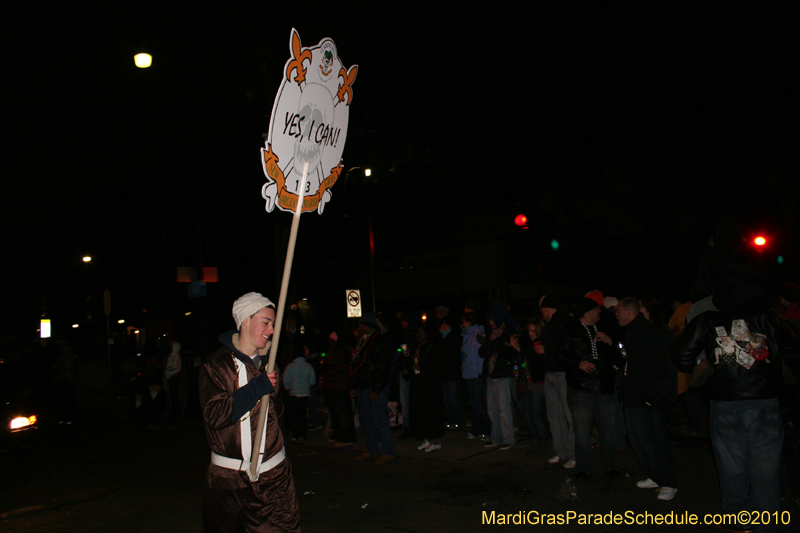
[261,29,357,215]
[291,83,334,192]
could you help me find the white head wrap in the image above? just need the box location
[232,292,275,330]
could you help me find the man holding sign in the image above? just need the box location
[199,292,301,532]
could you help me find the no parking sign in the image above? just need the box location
[346,290,361,318]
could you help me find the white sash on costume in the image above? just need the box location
[211,356,284,482]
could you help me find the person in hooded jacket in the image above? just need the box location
[199,292,300,533]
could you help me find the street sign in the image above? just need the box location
[188,281,207,298]
[346,290,362,318]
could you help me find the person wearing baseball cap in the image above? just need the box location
[556,297,621,480]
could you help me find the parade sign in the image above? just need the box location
[251,29,357,481]
[261,28,358,214]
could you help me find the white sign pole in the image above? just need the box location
[250,162,309,481]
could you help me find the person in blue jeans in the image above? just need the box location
[674,283,793,533]
[512,318,550,448]
[440,320,463,429]
[350,313,396,465]
[282,346,316,441]
[556,297,621,478]
[616,298,677,500]
[461,313,490,440]
[479,301,518,450]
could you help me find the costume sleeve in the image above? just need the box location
[199,356,277,429]
[230,373,274,423]
[199,360,237,431]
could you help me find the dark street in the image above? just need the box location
[2,411,796,532]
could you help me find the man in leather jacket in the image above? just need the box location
[556,297,621,479]
[673,286,792,533]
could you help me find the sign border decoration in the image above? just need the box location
[261,28,358,215]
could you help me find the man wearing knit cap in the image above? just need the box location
[199,292,301,532]
[538,295,576,468]
[556,297,621,480]
[351,312,396,464]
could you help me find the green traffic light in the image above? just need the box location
[550,239,560,251]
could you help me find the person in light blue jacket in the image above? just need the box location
[461,312,491,440]
[283,347,316,441]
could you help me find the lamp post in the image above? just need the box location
[343,167,378,313]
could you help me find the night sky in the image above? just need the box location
[4,3,799,342]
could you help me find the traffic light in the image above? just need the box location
[514,214,528,228]
[753,235,767,247]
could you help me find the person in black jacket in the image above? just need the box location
[351,313,395,464]
[556,297,620,479]
[616,297,677,500]
[539,295,576,467]
[479,300,518,450]
[673,284,795,531]
[410,325,447,452]
[511,318,550,448]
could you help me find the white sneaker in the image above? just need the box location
[466,433,476,439]
[657,487,677,501]
[424,443,441,452]
[416,439,430,450]
[637,478,659,489]
[547,455,561,464]
[562,460,577,469]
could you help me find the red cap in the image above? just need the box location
[584,290,604,308]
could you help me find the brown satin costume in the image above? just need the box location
[200,342,301,532]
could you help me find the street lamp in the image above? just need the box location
[340,166,378,312]
[134,53,152,68]
[82,256,92,263]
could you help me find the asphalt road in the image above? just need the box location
[1,415,797,532]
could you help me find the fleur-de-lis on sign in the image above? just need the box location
[337,65,358,106]
[285,29,312,85]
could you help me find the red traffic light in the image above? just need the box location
[753,236,767,247]
[514,214,528,227]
